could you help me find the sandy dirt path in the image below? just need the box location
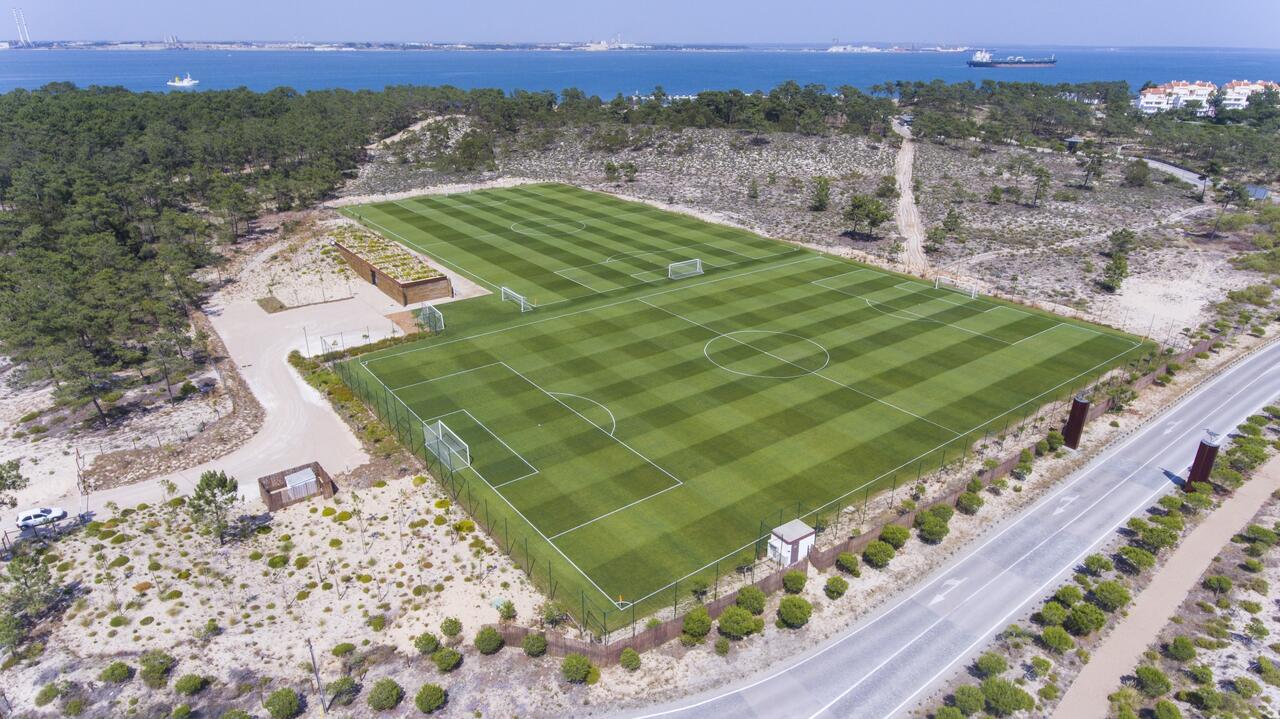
[892,122,929,274]
[1052,457,1280,718]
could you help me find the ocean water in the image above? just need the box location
[1,46,1278,96]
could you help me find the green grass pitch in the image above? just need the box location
[340,183,1147,623]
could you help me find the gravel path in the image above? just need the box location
[892,122,928,273]
[1052,456,1280,718]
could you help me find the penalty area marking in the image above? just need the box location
[421,408,540,489]
[548,392,617,436]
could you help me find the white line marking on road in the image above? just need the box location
[1052,494,1081,516]
[928,577,967,607]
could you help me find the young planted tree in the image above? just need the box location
[810,176,831,211]
[0,459,28,508]
[1076,147,1106,188]
[844,195,892,237]
[187,470,240,545]
[1031,165,1052,206]
[1123,159,1151,187]
[1211,181,1249,237]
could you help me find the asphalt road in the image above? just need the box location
[623,338,1280,719]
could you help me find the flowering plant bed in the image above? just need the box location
[331,226,443,284]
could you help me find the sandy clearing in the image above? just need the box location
[1052,456,1280,718]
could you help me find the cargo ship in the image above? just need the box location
[966,50,1056,68]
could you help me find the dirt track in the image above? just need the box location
[892,122,929,273]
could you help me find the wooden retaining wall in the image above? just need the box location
[332,241,452,306]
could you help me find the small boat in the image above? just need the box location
[166,73,199,88]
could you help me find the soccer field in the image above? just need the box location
[340,184,1146,625]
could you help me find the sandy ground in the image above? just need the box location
[2,474,543,715]
[1052,456,1280,717]
[325,177,542,208]
[1,371,225,511]
[893,122,928,272]
[10,232,406,517]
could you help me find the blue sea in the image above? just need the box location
[1,46,1278,96]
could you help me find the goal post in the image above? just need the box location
[414,304,445,334]
[934,275,978,299]
[500,286,535,312]
[668,258,704,281]
[424,420,470,471]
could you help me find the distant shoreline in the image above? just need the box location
[12,42,1279,54]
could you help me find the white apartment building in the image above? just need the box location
[1220,80,1280,111]
[1137,80,1217,115]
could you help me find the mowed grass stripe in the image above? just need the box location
[345,185,1150,611]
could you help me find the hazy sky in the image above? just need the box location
[18,0,1280,48]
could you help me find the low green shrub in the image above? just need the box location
[835,552,860,576]
[562,653,593,683]
[414,683,447,714]
[718,605,763,640]
[777,596,812,628]
[99,661,133,683]
[863,540,895,568]
[139,651,176,689]
[619,647,641,671]
[879,524,910,549]
[522,633,547,657]
[432,647,462,672]
[824,576,848,599]
[736,586,766,615]
[474,626,504,655]
[264,688,301,719]
[413,633,439,655]
[782,570,806,593]
[327,676,359,707]
[367,678,404,711]
[173,674,208,696]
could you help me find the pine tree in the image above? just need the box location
[187,470,240,545]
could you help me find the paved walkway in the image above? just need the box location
[892,122,929,273]
[1052,456,1280,717]
[15,241,414,519]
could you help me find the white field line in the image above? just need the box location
[364,254,826,366]
[421,408,540,488]
[548,392,618,436]
[606,337,1147,613]
[501,362,685,544]
[639,298,965,437]
[1009,323,1067,346]
[502,362,682,488]
[551,246,797,297]
[357,358,623,606]
[348,211,502,292]
[390,361,503,392]
[361,253,1144,609]
[632,337,1272,719]
[813,275,1015,344]
[390,200,655,246]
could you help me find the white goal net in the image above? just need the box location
[934,276,978,299]
[424,420,470,471]
[415,304,445,333]
[501,286,535,312]
[668,258,704,281]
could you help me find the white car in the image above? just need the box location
[16,507,67,530]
